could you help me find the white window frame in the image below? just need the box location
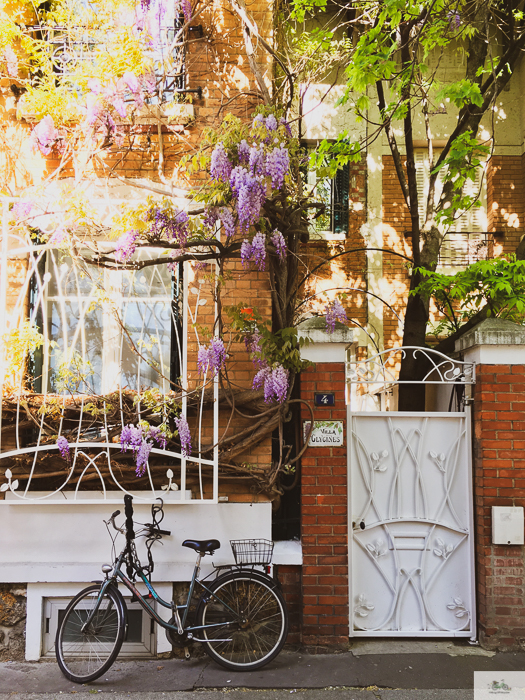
[42,248,174,395]
[26,581,173,660]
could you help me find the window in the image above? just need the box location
[42,597,155,658]
[306,161,350,240]
[29,0,186,102]
[414,149,487,268]
[32,250,179,395]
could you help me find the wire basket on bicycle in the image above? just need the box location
[230,538,274,566]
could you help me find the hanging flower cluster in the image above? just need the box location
[29,116,61,155]
[2,46,17,77]
[11,201,33,223]
[241,232,266,270]
[197,337,227,376]
[209,114,292,233]
[148,205,189,247]
[56,436,70,463]
[203,206,236,238]
[271,230,286,261]
[325,298,348,333]
[115,230,140,262]
[174,415,192,457]
[120,423,168,477]
[253,365,289,404]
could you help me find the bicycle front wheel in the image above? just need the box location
[55,584,126,684]
[196,572,288,671]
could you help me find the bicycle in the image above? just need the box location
[55,494,289,684]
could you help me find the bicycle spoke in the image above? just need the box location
[199,575,287,670]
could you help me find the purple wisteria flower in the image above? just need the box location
[325,298,347,333]
[271,229,286,261]
[120,424,144,452]
[84,93,103,127]
[136,439,153,476]
[265,144,290,189]
[279,117,292,137]
[11,201,32,222]
[175,415,192,457]
[181,0,192,23]
[3,47,18,77]
[238,139,250,164]
[57,436,70,462]
[219,208,235,238]
[210,142,232,182]
[149,207,189,246]
[49,226,67,245]
[203,206,219,231]
[149,426,167,449]
[230,167,265,230]
[30,115,60,155]
[197,337,227,376]
[249,144,265,175]
[120,423,168,477]
[447,11,461,29]
[253,365,289,403]
[265,114,278,131]
[241,232,266,270]
[252,114,264,128]
[245,330,267,370]
[115,230,139,262]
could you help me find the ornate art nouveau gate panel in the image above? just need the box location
[347,348,476,638]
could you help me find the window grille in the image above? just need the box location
[0,207,220,505]
[27,10,186,101]
[38,250,174,395]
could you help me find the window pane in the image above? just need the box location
[121,264,172,298]
[48,299,103,394]
[46,253,103,297]
[120,300,172,391]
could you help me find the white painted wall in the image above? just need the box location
[0,501,271,582]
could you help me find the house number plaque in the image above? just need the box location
[314,392,335,407]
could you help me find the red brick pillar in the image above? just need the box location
[457,319,525,648]
[300,362,349,648]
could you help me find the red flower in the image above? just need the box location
[240,307,254,320]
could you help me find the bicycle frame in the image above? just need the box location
[84,544,243,639]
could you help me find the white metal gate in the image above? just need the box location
[346,347,476,638]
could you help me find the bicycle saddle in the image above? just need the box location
[182,539,221,555]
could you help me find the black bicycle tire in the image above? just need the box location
[55,583,126,684]
[195,571,288,671]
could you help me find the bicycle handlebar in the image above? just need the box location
[146,526,171,536]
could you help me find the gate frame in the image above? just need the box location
[346,346,477,641]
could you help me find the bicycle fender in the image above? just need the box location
[209,569,281,592]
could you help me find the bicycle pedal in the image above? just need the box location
[129,594,140,603]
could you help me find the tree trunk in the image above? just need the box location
[397,270,430,411]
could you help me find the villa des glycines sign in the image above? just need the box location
[303,420,344,447]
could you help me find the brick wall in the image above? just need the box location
[275,564,302,646]
[487,156,524,255]
[382,155,414,349]
[473,363,525,648]
[300,160,367,331]
[300,363,349,648]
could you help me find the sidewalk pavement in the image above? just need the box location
[1,641,524,699]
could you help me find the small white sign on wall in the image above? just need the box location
[304,420,344,447]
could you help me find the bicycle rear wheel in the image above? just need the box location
[55,584,126,684]
[196,571,288,671]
